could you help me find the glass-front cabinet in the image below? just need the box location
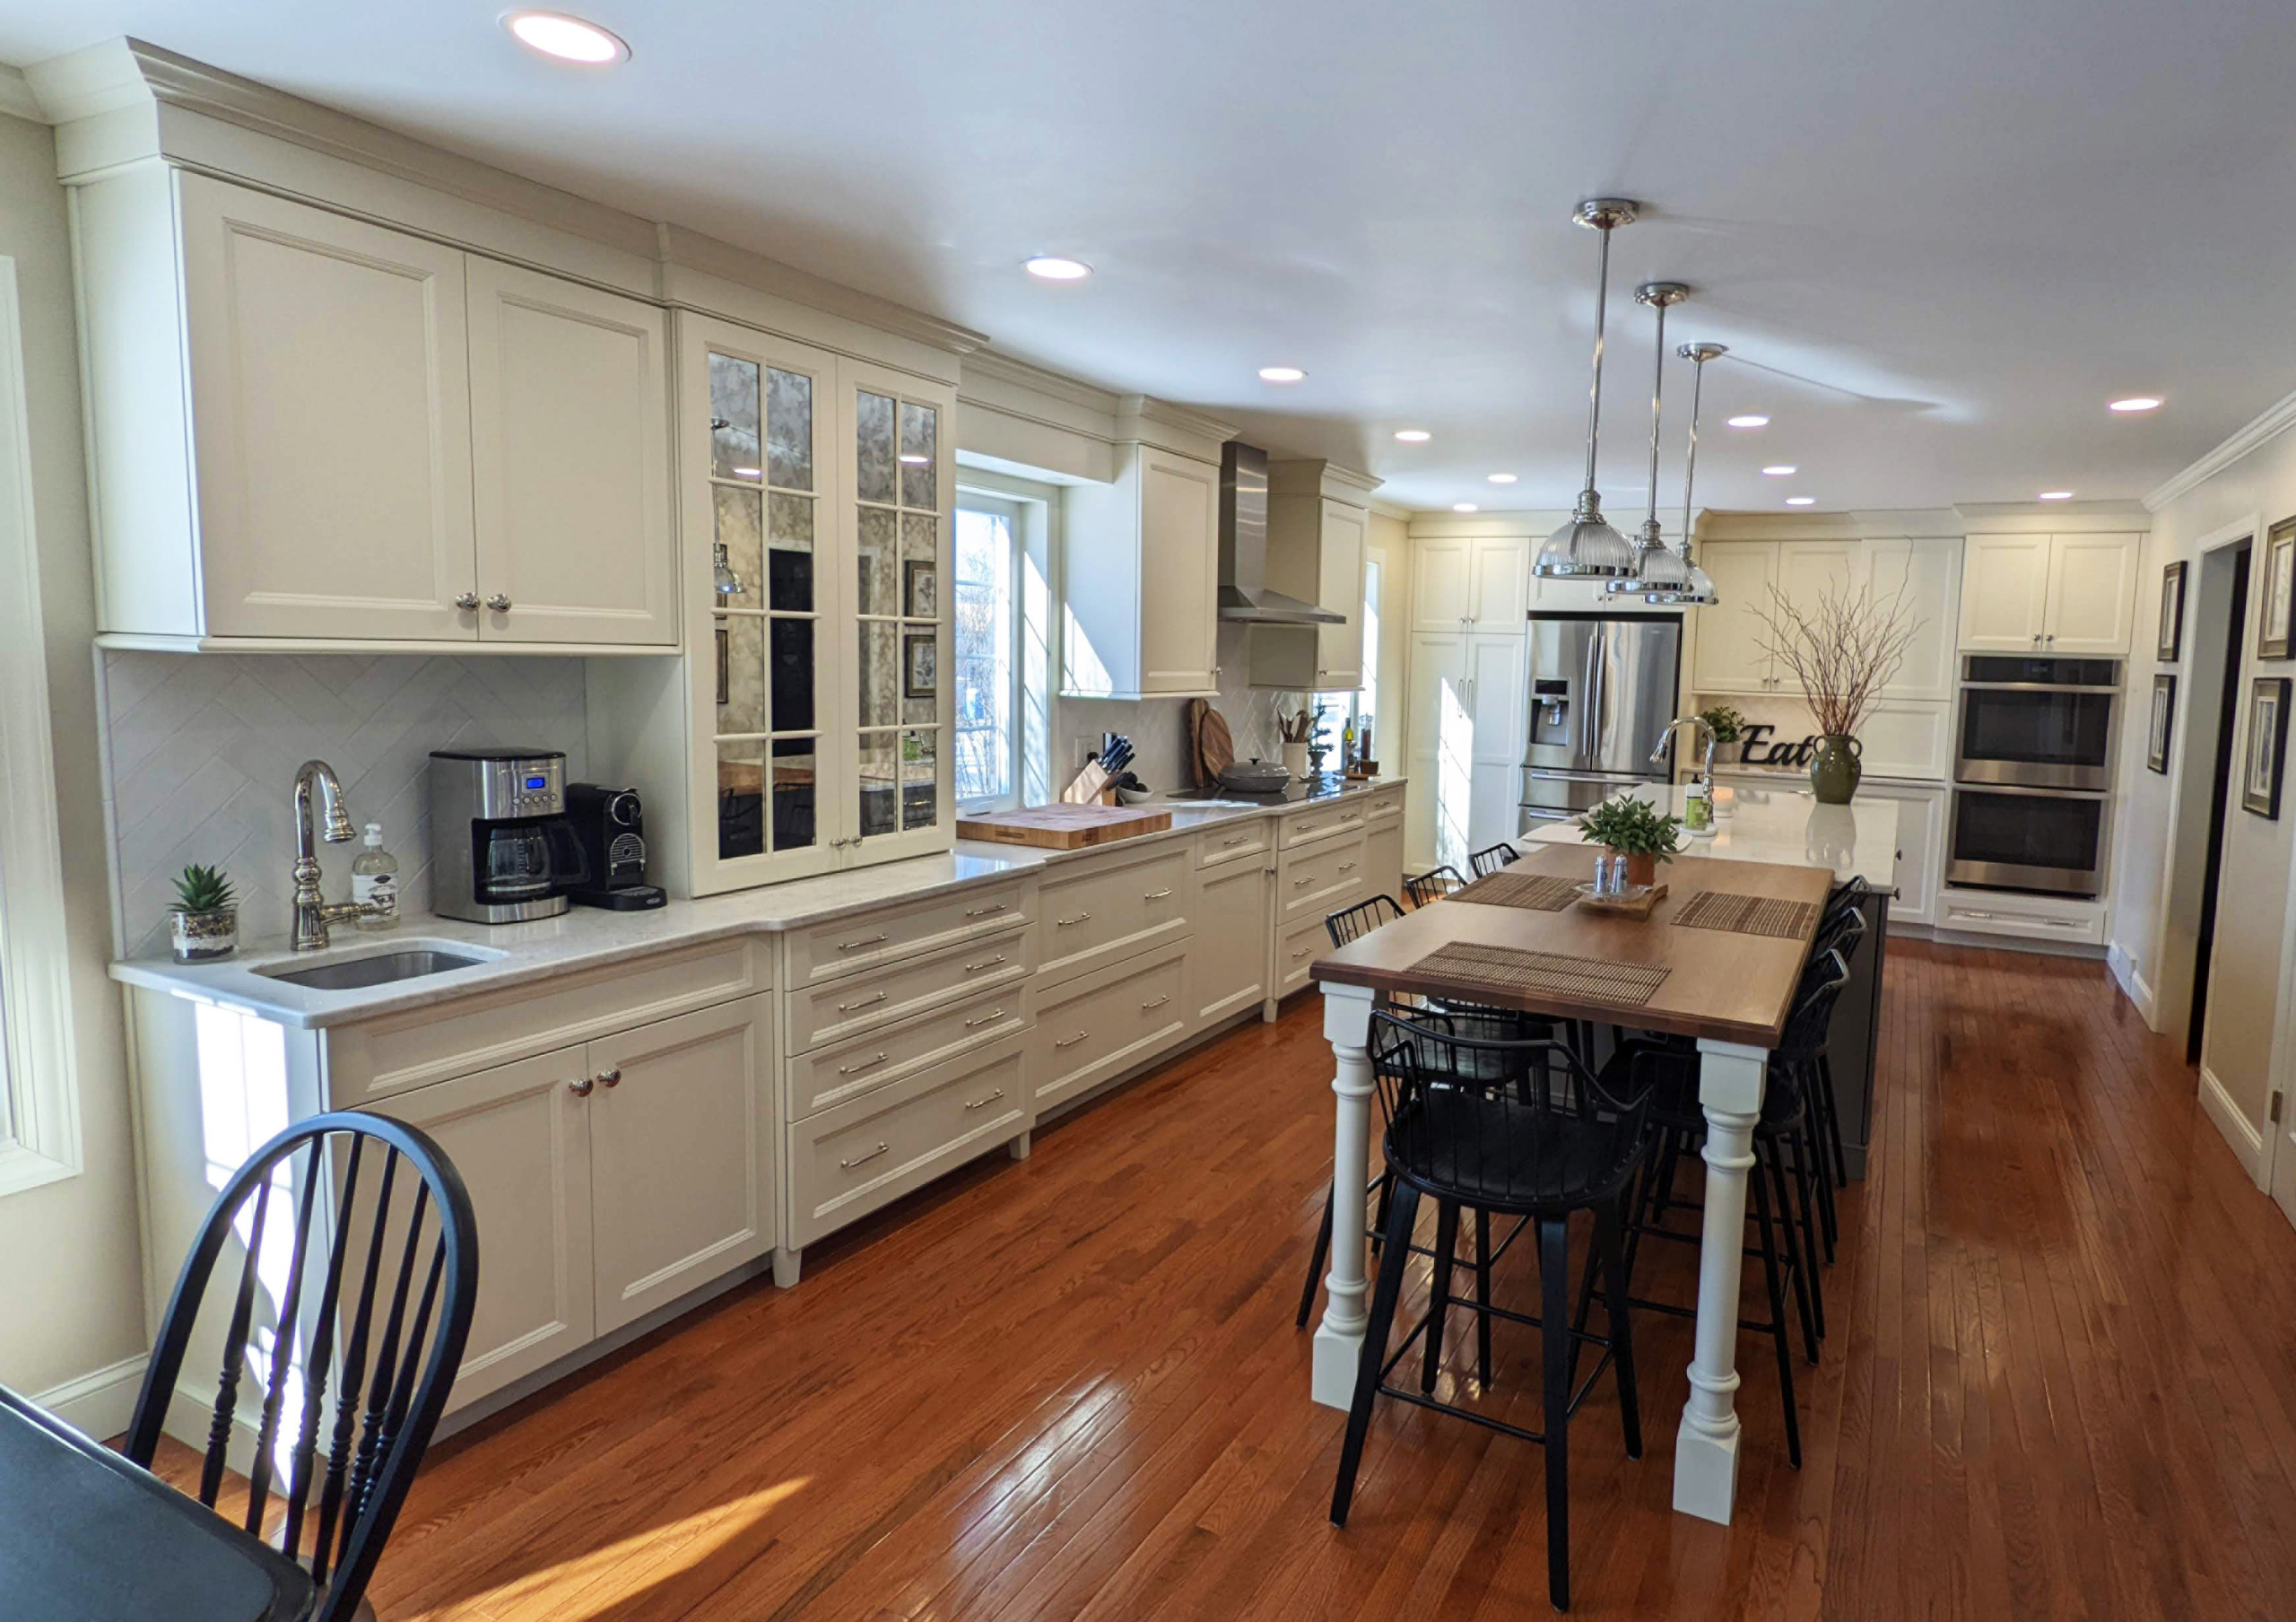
[676,314,954,894]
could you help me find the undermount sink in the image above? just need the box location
[257,946,491,991]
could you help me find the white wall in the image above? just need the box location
[0,110,148,1424]
[2110,411,2296,1151]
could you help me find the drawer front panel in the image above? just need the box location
[1278,833,1367,921]
[1277,913,1330,995]
[1936,894,2105,944]
[786,1036,1028,1248]
[1357,787,1405,824]
[1029,942,1189,1115]
[786,924,1032,1052]
[1196,819,1273,868]
[1279,802,1369,849]
[788,984,1028,1120]
[1038,845,1192,984]
[784,881,1029,987]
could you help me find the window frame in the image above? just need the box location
[951,489,1026,812]
[0,258,84,1197]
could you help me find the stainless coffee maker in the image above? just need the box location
[428,748,587,923]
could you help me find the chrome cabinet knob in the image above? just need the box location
[486,593,512,612]
[596,1068,622,1088]
[569,1076,595,1097]
[453,591,480,611]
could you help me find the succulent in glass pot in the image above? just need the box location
[168,864,239,963]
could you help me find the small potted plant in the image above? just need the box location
[168,864,239,964]
[1577,796,1683,890]
[1697,703,1746,747]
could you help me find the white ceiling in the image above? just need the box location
[8,1,2296,516]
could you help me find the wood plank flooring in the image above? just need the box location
[213,939,2296,1618]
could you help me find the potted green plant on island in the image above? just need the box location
[1577,796,1683,890]
[169,864,239,964]
[1752,580,1920,805]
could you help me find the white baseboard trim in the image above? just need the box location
[2198,1065,2266,1182]
[2107,943,2158,1027]
[33,1353,149,1441]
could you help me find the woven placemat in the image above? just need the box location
[1407,941,1672,1008]
[1673,890,1822,940]
[1449,869,1580,911]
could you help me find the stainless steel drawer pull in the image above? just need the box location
[1222,834,1251,846]
[837,990,888,1013]
[837,1051,889,1077]
[965,902,1008,918]
[836,932,889,953]
[1057,912,1091,928]
[963,954,1008,972]
[963,1007,1006,1028]
[964,1088,1005,1112]
[1337,862,1357,873]
[1293,876,1314,888]
[839,1142,890,1171]
[1054,1031,1091,1050]
[1292,946,1313,959]
[1143,888,1174,900]
[1140,994,1171,1010]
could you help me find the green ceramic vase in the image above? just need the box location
[1810,734,1862,805]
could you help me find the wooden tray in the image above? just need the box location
[957,805,1174,850]
[1570,881,1668,921]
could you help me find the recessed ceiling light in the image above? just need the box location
[1486,473,1518,484]
[1785,496,1815,506]
[1761,465,1796,476]
[2039,490,2074,501]
[1453,502,1480,513]
[504,11,630,64]
[1258,366,1307,383]
[1726,414,1770,429]
[1023,255,1091,281]
[2109,396,2162,413]
[1394,429,1431,442]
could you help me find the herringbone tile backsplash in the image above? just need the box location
[100,652,591,957]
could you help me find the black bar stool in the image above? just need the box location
[1405,865,1466,906]
[1468,842,1521,877]
[1330,1013,1650,1612]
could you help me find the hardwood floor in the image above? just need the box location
[283,939,2296,1618]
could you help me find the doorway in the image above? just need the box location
[2188,544,2250,1065]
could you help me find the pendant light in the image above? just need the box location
[1533,198,1639,579]
[1644,341,1726,606]
[712,541,747,597]
[1606,282,1692,596]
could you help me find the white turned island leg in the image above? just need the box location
[1674,1038,1770,1524]
[1312,982,1379,1409]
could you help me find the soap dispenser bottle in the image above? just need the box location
[351,822,401,930]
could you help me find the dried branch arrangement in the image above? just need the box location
[1752,580,1920,738]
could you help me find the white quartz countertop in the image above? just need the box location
[1518,782,1900,888]
[110,775,1405,1029]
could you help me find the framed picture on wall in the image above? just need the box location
[2243,676,2291,817]
[2148,673,2176,773]
[715,625,730,706]
[903,560,937,619]
[903,632,937,700]
[2263,519,2296,661]
[2157,561,2186,663]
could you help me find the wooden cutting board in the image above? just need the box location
[957,805,1175,850]
[1198,705,1235,787]
[1187,698,1211,788]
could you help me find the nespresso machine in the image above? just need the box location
[564,782,667,911]
[429,748,587,923]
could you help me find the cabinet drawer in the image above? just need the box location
[1029,942,1189,1116]
[786,1034,1027,1249]
[1037,844,1192,986]
[330,938,763,1104]
[1196,819,1272,868]
[783,881,1029,987]
[1280,802,1369,849]
[785,925,1032,1052]
[1278,833,1367,921]
[1277,913,1330,996]
[788,985,1027,1120]
[1936,893,2104,945]
[1357,787,1405,824]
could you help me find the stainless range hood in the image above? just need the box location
[1219,442,1344,624]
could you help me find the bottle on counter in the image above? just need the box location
[1683,778,1715,833]
[352,822,400,930]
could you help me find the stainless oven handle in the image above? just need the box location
[1958,682,2123,694]
[1949,783,2109,800]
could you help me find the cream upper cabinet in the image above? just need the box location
[1312,498,1369,687]
[175,174,478,641]
[1255,459,1375,689]
[1690,543,1781,693]
[1411,536,1473,630]
[1061,443,1221,699]
[1957,535,2056,651]
[2041,533,2141,654]
[1775,538,1859,618]
[465,260,676,647]
[1466,536,1526,628]
[1866,536,1961,699]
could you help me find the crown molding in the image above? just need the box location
[960,349,1121,416]
[2144,383,2296,512]
[654,224,985,361]
[1699,506,1967,542]
[0,65,41,124]
[1367,497,1415,522]
[1405,509,1576,539]
[1115,394,1237,445]
[1954,498,2150,535]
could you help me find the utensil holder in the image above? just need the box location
[1281,742,1310,780]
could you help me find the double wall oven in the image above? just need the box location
[1946,656,2117,897]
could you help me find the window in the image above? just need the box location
[1313,555,1384,754]
[953,493,1023,807]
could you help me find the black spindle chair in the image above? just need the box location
[1468,842,1521,878]
[1405,865,1467,907]
[1331,1013,1651,1612]
[124,1112,480,1622]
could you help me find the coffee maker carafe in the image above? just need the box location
[428,748,587,923]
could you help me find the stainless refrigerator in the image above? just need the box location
[1518,611,1685,833]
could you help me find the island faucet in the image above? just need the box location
[291,759,382,952]
[1650,716,1718,785]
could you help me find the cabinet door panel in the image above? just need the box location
[2044,533,2140,654]
[1411,537,1473,631]
[1468,536,1526,627]
[588,997,775,1333]
[1868,536,1961,699]
[1862,784,1942,926]
[1407,631,1473,873]
[178,175,474,640]
[1137,450,1222,693]
[1190,859,1271,1027]
[468,260,675,646]
[1315,500,1368,687]
[1959,536,2053,651]
[1689,544,1779,693]
[369,1046,594,1408]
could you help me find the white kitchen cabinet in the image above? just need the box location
[1191,856,1274,1029]
[1466,631,1527,852]
[1412,534,1524,632]
[1363,810,1405,904]
[1960,532,2137,654]
[1061,444,1222,698]
[465,259,676,647]
[1694,536,1956,699]
[1690,544,1781,693]
[1029,946,1190,1118]
[1866,536,1962,699]
[1256,460,1378,689]
[1857,782,1944,927]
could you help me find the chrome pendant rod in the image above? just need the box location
[1635,284,1690,538]
[1570,198,1638,503]
[1678,341,1726,556]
